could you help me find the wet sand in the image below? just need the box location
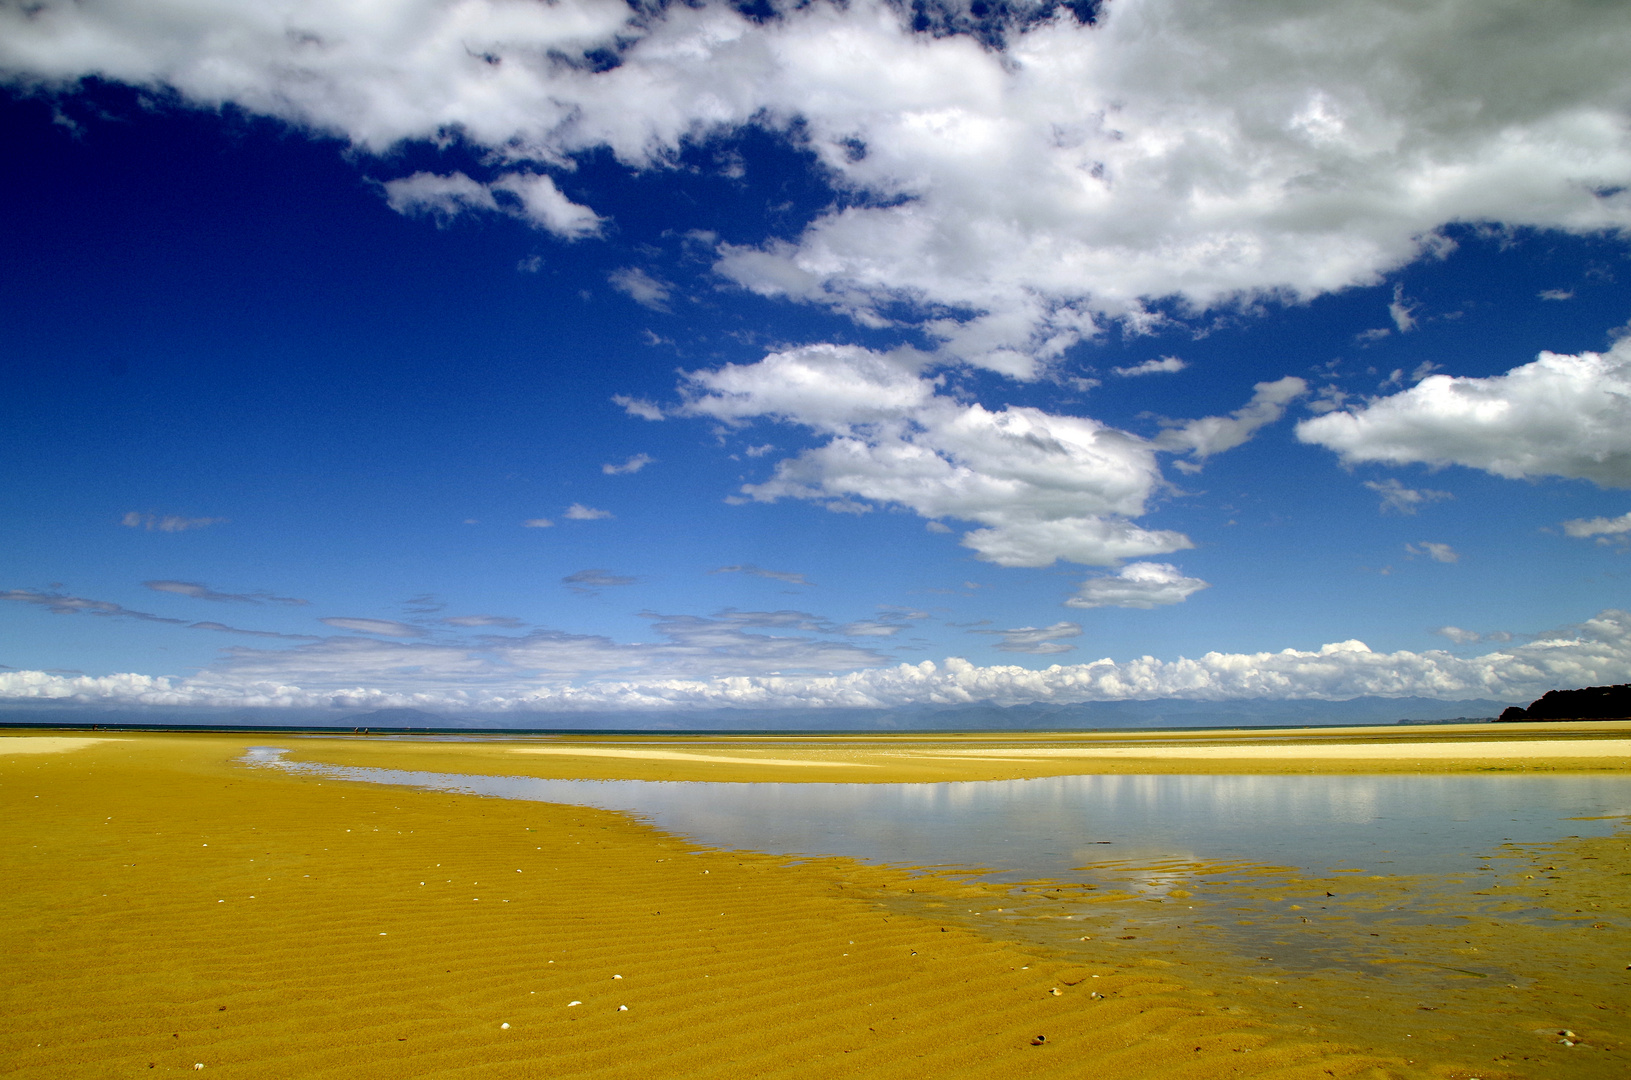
[2,728,1626,1077]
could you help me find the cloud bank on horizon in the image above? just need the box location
[2,0,1630,714]
[3,608,1628,712]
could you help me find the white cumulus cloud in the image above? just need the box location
[2,0,1628,374]
[676,344,1294,567]
[1298,337,1631,488]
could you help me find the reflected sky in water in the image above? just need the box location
[244,749,1631,882]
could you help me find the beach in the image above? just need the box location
[2,727,1626,1078]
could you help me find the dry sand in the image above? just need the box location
[0,736,128,754]
[2,728,1626,1078]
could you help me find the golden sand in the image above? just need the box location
[2,728,1626,1078]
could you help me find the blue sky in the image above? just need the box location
[2,0,1630,716]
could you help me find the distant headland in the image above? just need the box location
[1499,683,1631,722]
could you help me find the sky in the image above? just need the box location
[2,0,1630,719]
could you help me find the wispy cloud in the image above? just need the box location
[1066,563,1211,609]
[707,609,829,632]
[1363,478,1453,516]
[442,614,526,628]
[564,504,613,521]
[319,617,427,638]
[985,622,1082,655]
[1111,356,1186,377]
[712,564,811,586]
[1431,626,1511,645]
[612,395,664,422]
[121,512,227,533]
[144,580,307,605]
[2,588,186,624]
[3,587,314,639]
[522,517,555,528]
[1388,283,1419,333]
[608,267,673,311]
[1563,511,1631,546]
[838,620,905,637]
[562,569,637,595]
[1405,542,1459,564]
[603,453,655,475]
[189,621,320,641]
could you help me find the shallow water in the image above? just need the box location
[243,748,1631,883]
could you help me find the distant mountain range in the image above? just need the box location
[0,696,1512,732]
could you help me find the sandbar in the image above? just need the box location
[263,720,1631,783]
[513,746,870,767]
[930,737,1631,760]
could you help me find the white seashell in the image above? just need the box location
[617,1005,628,1012]
[568,1001,581,1007]
[501,1023,510,1030]
[612,975,622,980]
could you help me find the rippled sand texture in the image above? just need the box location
[2,730,1626,1078]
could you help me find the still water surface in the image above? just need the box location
[245,749,1631,882]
